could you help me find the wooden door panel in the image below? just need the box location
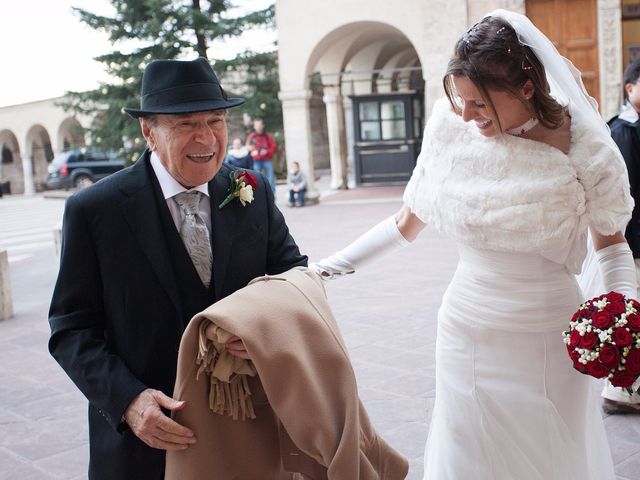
[526,0,599,105]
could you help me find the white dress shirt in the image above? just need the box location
[150,152,212,237]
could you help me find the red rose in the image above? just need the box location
[592,310,614,329]
[238,171,258,190]
[586,361,609,378]
[599,344,621,369]
[579,331,598,350]
[572,359,587,373]
[612,328,633,347]
[625,348,640,374]
[606,301,626,316]
[569,330,582,348]
[631,299,640,310]
[580,308,594,319]
[610,371,638,388]
[606,292,625,303]
[627,313,640,332]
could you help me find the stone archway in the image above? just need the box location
[306,21,423,187]
[0,130,23,194]
[58,117,85,152]
[25,125,53,191]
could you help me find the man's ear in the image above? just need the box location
[625,82,635,99]
[140,118,155,150]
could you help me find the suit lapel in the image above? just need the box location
[119,153,181,312]
[210,168,237,300]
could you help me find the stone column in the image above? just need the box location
[0,250,13,321]
[278,89,319,204]
[21,154,35,195]
[342,96,355,180]
[322,86,349,190]
[598,0,623,121]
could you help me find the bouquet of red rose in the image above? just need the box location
[563,291,640,393]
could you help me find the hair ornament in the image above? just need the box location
[464,22,480,44]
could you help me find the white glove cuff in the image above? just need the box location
[596,242,637,299]
[339,215,410,268]
[312,215,410,279]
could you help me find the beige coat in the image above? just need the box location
[165,267,408,480]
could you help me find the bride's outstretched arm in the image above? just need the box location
[311,205,426,280]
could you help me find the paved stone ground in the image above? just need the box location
[0,183,639,479]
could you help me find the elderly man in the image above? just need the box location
[48,57,307,480]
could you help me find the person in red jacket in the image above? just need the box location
[246,118,277,195]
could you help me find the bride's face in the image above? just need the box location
[452,76,534,138]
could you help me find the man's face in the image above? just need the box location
[253,119,264,134]
[626,80,640,113]
[142,110,228,188]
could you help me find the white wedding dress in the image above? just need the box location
[403,99,633,479]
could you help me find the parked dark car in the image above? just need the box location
[46,150,126,190]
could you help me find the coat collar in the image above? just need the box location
[119,151,181,311]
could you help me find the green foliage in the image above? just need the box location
[60,0,276,162]
[213,49,282,133]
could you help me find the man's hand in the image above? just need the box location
[226,335,251,360]
[124,389,196,451]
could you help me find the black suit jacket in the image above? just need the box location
[48,150,307,479]
[609,114,640,257]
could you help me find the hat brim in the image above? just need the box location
[123,97,246,119]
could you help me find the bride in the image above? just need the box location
[313,9,636,480]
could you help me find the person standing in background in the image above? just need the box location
[246,118,277,195]
[603,58,640,414]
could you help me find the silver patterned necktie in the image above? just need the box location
[174,191,213,287]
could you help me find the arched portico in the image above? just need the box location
[58,117,85,152]
[304,22,425,189]
[0,97,90,194]
[277,0,467,196]
[0,130,23,194]
[25,125,54,191]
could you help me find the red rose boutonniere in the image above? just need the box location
[218,170,258,209]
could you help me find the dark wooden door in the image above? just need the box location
[351,93,423,185]
[526,0,599,105]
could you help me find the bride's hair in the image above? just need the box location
[443,16,566,130]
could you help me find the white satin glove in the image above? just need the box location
[310,215,410,280]
[596,242,637,299]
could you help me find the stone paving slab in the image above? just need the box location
[1,187,639,479]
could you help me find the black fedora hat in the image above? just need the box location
[124,57,245,118]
